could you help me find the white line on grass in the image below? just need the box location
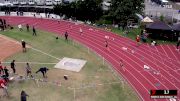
[68,81,120,90]
[74,88,76,101]
[2,62,57,65]
[31,47,61,60]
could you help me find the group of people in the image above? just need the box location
[0,61,9,97]
[18,24,37,53]
[17,11,24,16]
[18,24,36,36]
[4,11,11,15]
[136,30,149,46]
[2,60,49,79]
[0,60,50,99]
[140,30,148,43]
[64,27,83,41]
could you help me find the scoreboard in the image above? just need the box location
[150,90,177,99]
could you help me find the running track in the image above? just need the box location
[1,16,180,101]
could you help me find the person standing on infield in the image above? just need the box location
[25,63,33,78]
[0,61,3,76]
[32,26,37,36]
[65,31,68,41]
[21,40,26,52]
[10,60,16,74]
[26,24,29,32]
[18,24,23,31]
[21,90,29,101]
[0,78,8,96]
[3,66,9,81]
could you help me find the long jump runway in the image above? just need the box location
[1,16,180,101]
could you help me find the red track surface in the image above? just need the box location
[1,16,180,101]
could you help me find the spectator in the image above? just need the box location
[3,66,9,81]
[143,32,148,43]
[140,33,143,42]
[10,60,16,74]
[123,31,128,36]
[136,35,140,46]
[36,67,49,78]
[21,90,29,101]
[0,61,3,76]
[0,78,8,96]
[17,11,19,16]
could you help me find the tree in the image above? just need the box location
[53,0,103,22]
[108,0,144,25]
[160,15,164,22]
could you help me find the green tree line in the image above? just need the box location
[53,0,144,25]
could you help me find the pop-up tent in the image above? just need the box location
[141,16,153,23]
[172,23,180,32]
[0,3,5,6]
[146,21,171,30]
[172,23,180,41]
[145,21,175,41]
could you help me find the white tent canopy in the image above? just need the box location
[0,2,13,6]
[0,3,5,6]
[141,16,154,23]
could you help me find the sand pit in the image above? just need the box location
[54,57,87,72]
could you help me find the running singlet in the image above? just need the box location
[0,79,6,88]
[136,36,140,42]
